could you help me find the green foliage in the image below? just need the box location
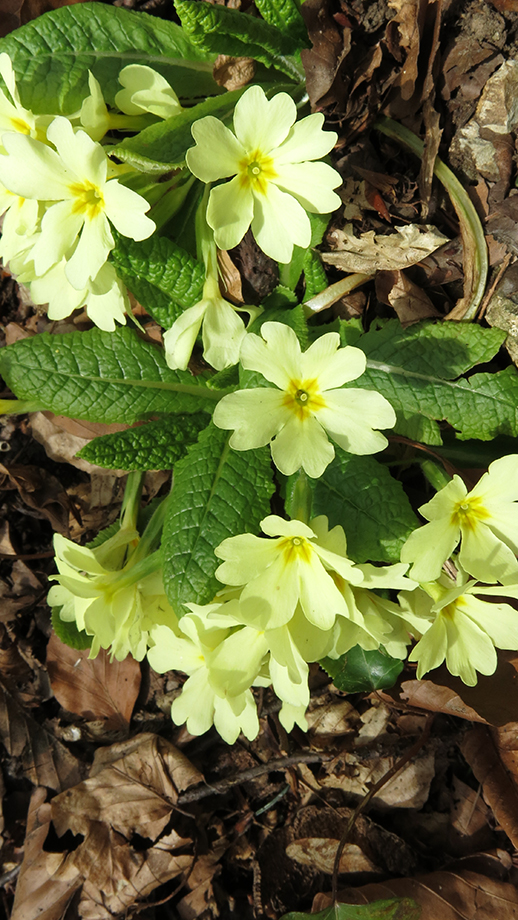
[281,211,330,291]
[312,447,418,563]
[0,2,218,115]
[51,608,91,651]
[321,646,405,693]
[162,422,275,610]
[303,249,328,299]
[110,233,205,328]
[175,0,303,78]
[111,89,247,172]
[0,327,216,424]
[350,320,509,445]
[281,898,421,920]
[78,415,209,470]
[254,0,309,46]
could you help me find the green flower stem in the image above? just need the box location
[421,458,452,493]
[303,273,374,314]
[120,471,145,534]
[286,469,312,524]
[148,174,196,230]
[373,116,488,322]
[117,549,163,589]
[131,494,169,563]
[0,399,42,415]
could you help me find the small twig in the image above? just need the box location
[177,752,333,805]
[331,714,434,904]
[388,434,458,480]
[477,252,512,320]
[0,551,54,560]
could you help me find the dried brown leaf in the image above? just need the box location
[0,682,83,791]
[376,270,440,325]
[314,870,518,918]
[300,0,350,107]
[0,462,70,534]
[461,725,518,849]
[30,412,130,474]
[323,224,448,273]
[213,54,255,91]
[286,839,380,875]
[10,787,82,920]
[46,634,141,730]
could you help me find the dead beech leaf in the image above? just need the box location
[323,224,448,273]
[0,682,83,791]
[51,732,202,841]
[0,462,70,534]
[376,270,440,325]
[287,839,380,875]
[386,0,420,102]
[30,412,130,473]
[300,0,350,107]
[319,751,435,810]
[461,725,518,849]
[10,787,82,920]
[46,633,141,731]
[315,870,518,918]
[213,54,255,90]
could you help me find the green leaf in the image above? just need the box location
[281,898,421,920]
[281,211,330,291]
[0,2,219,115]
[162,422,275,609]
[349,320,509,444]
[110,233,204,328]
[303,249,328,299]
[77,415,209,470]
[312,447,418,563]
[321,646,405,693]
[111,89,247,172]
[51,609,91,651]
[175,0,304,79]
[254,0,309,46]
[0,327,218,424]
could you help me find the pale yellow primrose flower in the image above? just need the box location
[0,116,155,290]
[185,85,341,263]
[115,64,182,119]
[213,322,396,478]
[29,259,129,331]
[0,182,40,264]
[398,568,518,686]
[400,455,518,584]
[0,52,49,146]
[214,514,363,631]
[48,532,176,662]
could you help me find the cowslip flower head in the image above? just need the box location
[164,273,248,371]
[214,514,363,631]
[212,322,396,478]
[400,455,518,584]
[48,531,176,662]
[29,259,129,331]
[185,85,341,263]
[0,116,155,289]
[398,568,518,686]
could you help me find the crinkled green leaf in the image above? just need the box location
[77,415,209,471]
[303,249,328,299]
[175,0,303,79]
[348,320,508,444]
[282,211,330,291]
[162,422,275,609]
[0,2,219,115]
[254,0,309,46]
[51,609,91,651]
[111,87,247,171]
[0,327,217,424]
[312,447,418,563]
[281,897,421,920]
[110,233,204,328]
[321,646,405,693]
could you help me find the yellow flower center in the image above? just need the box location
[69,180,105,219]
[279,535,313,566]
[238,148,278,195]
[282,378,327,421]
[450,495,490,531]
[10,116,31,135]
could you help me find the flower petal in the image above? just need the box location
[31,200,83,275]
[186,116,244,180]
[103,179,155,241]
[301,337,365,388]
[400,518,460,582]
[233,85,295,152]
[202,297,246,370]
[270,113,337,164]
[408,615,448,679]
[47,116,107,185]
[459,520,518,584]
[251,182,310,262]
[1,132,68,199]
[207,176,254,251]
[273,161,342,213]
[444,613,496,684]
[240,322,301,388]
[271,413,335,478]
[318,388,395,454]
[470,454,518,504]
[418,475,467,521]
[213,388,289,449]
[164,300,207,370]
[65,211,114,289]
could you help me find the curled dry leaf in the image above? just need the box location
[375,270,440,325]
[46,633,141,731]
[323,224,449,274]
[0,461,70,534]
[314,869,518,919]
[461,725,518,850]
[213,54,255,91]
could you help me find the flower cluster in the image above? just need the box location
[0,57,183,330]
[148,514,416,743]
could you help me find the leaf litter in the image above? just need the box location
[3,0,518,918]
